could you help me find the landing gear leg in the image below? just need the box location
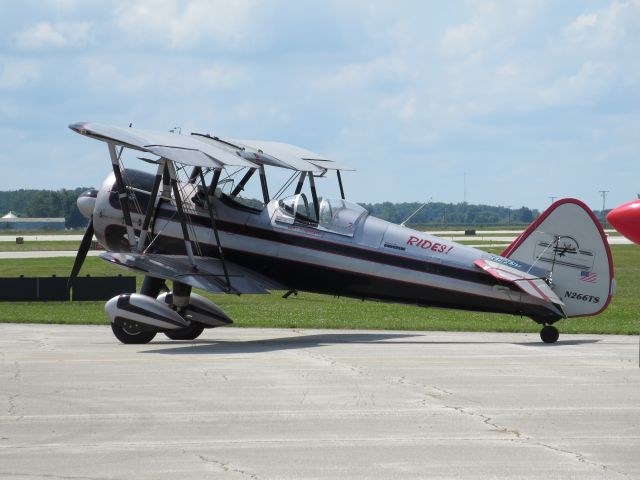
[141,276,166,297]
[162,281,205,341]
[540,325,559,344]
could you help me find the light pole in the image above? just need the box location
[463,172,467,203]
[506,205,512,225]
[549,196,557,205]
[599,190,609,223]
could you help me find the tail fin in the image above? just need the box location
[502,199,615,318]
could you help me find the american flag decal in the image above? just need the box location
[580,271,597,283]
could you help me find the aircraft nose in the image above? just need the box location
[77,188,98,218]
[607,199,640,244]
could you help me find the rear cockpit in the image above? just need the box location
[271,195,368,236]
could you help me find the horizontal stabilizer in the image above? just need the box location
[474,259,564,310]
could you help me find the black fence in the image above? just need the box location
[0,276,136,302]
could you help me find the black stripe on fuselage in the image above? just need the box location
[149,206,496,287]
[103,225,561,323]
[108,180,494,287]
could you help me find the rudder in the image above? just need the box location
[502,199,615,318]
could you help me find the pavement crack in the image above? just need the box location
[7,393,23,421]
[445,406,521,438]
[301,351,367,376]
[198,454,259,479]
[393,376,452,401]
[533,441,631,478]
[445,406,630,477]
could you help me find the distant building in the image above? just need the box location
[1,211,66,230]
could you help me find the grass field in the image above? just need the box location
[0,245,637,335]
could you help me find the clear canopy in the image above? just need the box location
[274,195,367,236]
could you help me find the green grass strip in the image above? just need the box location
[0,246,637,335]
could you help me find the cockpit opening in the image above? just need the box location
[273,195,367,236]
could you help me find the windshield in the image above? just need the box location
[274,195,367,236]
[318,198,367,235]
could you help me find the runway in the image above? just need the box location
[1,325,638,479]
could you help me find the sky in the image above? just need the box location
[0,0,638,212]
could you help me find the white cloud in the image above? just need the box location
[566,12,598,34]
[441,22,486,56]
[78,57,254,97]
[14,21,93,49]
[562,1,639,49]
[115,0,260,49]
[0,60,40,89]
[496,63,517,78]
[397,97,416,121]
[313,57,407,90]
[199,64,252,90]
[537,61,615,106]
[232,100,290,124]
[82,59,153,94]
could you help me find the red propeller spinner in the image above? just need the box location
[607,199,640,244]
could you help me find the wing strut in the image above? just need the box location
[231,168,256,198]
[200,169,233,292]
[167,162,197,267]
[259,165,270,203]
[294,171,307,194]
[108,143,136,250]
[308,172,320,220]
[136,159,165,253]
[337,170,346,200]
[188,166,202,184]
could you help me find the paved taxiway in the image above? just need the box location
[1,325,638,479]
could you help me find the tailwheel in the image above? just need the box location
[111,321,157,344]
[540,325,559,344]
[164,323,205,341]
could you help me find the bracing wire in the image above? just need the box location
[525,233,558,275]
[274,171,300,200]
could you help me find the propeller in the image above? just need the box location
[67,217,94,291]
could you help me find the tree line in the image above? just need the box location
[0,187,541,230]
[0,188,92,229]
[359,201,539,227]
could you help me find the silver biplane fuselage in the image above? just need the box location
[69,122,615,344]
[91,170,561,322]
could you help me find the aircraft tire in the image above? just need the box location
[540,325,559,344]
[164,323,205,341]
[111,322,157,344]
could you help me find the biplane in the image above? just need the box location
[69,122,615,344]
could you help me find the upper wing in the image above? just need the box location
[231,139,354,171]
[100,252,285,294]
[69,122,257,168]
[70,122,354,172]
